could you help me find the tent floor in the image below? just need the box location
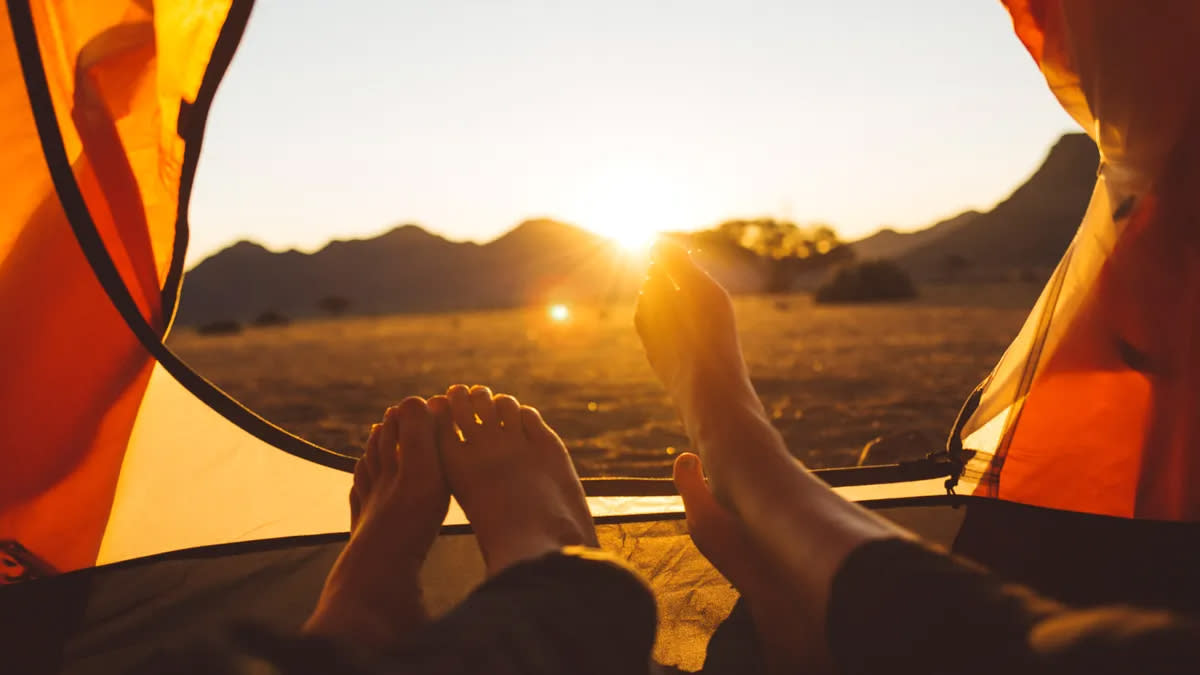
[3,501,1198,674]
[954,498,1200,613]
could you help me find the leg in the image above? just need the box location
[674,452,822,674]
[636,241,905,673]
[302,397,450,649]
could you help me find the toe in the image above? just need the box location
[635,268,681,335]
[493,394,522,430]
[377,407,401,474]
[673,453,764,591]
[642,266,679,302]
[360,423,381,490]
[427,394,451,420]
[519,405,565,452]
[349,487,361,529]
[351,425,377,530]
[394,396,431,428]
[394,396,442,488]
[674,453,722,532]
[469,385,497,427]
[429,394,464,453]
[446,384,479,440]
[651,240,705,289]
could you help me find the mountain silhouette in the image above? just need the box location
[176,220,638,324]
[849,210,980,261]
[176,133,1101,325]
[896,133,1099,278]
[847,133,1098,280]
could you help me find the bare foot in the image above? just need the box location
[642,244,905,675]
[674,452,831,674]
[303,398,450,649]
[431,385,597,576]
[634,242,754,411]
[635,241,778,500]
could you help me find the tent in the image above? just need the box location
[2,1,1199,672]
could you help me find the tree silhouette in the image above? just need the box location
[253,310,290,327]
[707,219,852,292]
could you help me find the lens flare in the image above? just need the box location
[609,227,657,254]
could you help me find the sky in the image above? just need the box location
[186,0,1078,265]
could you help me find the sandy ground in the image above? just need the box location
[169,283,1038,477]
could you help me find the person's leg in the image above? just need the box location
[253,391,652,675]
[302,397,450,650]
[373,388,653,675]
[672,452,808,674]
[636,241,906,672]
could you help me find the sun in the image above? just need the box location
[585,207,662,255]
[607,226,658,254]
[570,165,696,254]
[548,303,570,322]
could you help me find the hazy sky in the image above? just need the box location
[187,0,1077,265]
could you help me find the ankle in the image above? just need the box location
[675,372,763,434]
[681,393,804,508]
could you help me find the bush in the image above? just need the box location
[253,310,290,327]
[317,295,351,316]
[814,259,917,304]
[196,320,243,336]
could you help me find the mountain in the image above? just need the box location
[175,220,646,325]
[177,133,1101,324]
[849,210,980,261]
[898,133,1099,279]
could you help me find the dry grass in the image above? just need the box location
[168,283,1038,477]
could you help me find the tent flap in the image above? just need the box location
[963,1,1200,520]
[0,0,250,573]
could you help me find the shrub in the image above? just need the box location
[814,259,917,304]
[196,320,243,336]
[940,253,971,282]
[317,295,351,316]
[253,310,290,327]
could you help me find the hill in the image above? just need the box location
[176,220,640,324]
[850,210,980,261]
[177,133,1101,324]
[898,133,1099,279]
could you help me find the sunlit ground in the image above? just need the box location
[171,284,1039,478]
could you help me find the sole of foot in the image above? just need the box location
[432,385,598,577]
[303,397,450,649]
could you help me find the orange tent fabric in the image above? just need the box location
[5,0,1196,583]
[962,1,1200,519]
[0,0,241,572]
